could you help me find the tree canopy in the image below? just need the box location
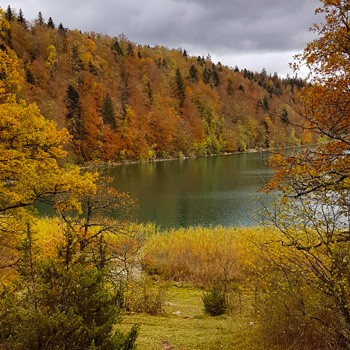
[266,1,350,348]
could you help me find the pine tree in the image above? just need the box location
[25,68,35,85]
[5,5,13,21]
[47,16,55,29]
[101,94,117,130]
[189,65,198,82]
[212,67,220,87]
[203,67,211,84]
[37,11,44,25]
[175,68,185,109]
[17,9,27,28]
[58,23,67,36]
[111,40,124,56]
[66,83,83,142]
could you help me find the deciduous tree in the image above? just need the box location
[265,1,350,348]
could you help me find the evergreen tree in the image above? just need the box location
[101,94,117,130]
[280,107,289,124]
[175,68,185,109]
[212,67,220,87]
[58,23,67,36]
[47,16,55,29]
[203,67,211,84]
[25,68,35,85]
[262,95,269,111]
[17,9,27,28]
[0,222,139,349]
[37,11,44,25]
[66,83,83,142]
[5,5,13,21]
[111,40,124,56]
[189,65,198,82]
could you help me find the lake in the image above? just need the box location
[107,152,274,229]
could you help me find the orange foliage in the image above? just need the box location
[3,5,307,162]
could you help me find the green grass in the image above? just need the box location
[120,285,258,350]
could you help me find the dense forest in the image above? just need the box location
[4,5,309,162]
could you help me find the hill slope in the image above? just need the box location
[4,6,308,162]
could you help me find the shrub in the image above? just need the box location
[202,287,227,316]
[124,276,169,315]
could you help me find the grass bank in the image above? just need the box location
[121,285,258,350]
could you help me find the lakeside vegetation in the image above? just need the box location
[1,0,350,349]
[2,220,347,349]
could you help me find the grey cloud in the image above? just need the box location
[2,0,320,74]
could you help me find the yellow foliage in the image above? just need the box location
[46,44,57,67]
[0,47,23,101]
[80,51,93,66]
[87,38,96,52]
[142,226,276,287]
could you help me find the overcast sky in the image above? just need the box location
[1,0,321,77]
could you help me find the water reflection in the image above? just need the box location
[107,152,274,229]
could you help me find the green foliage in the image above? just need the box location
[47,16,55,29]
[37,11,44,26]
[5,6,13,21]
[202,287,227,316]
[0,224,139,350]
[17,9,26,26]
[65,83,83,148]
[25,67,35,84]
[112,40,124,56]
[203,67,211,84]
[189,64,198,82]
[101,94,117,130]
[175,68,185,109]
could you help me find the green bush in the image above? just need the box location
[0,261,139,350]
[202,287,227,316]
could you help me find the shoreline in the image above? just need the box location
[85,147,271,169]
[83,144,316,169]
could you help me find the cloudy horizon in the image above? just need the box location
[1,0,321,77]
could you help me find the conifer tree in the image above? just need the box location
[17,9,26,28]
[175,68,185,109]
[37,11,44,25]
[66,83,83,142]
[189,65,198,82]
[47,16,55,29]
[111,40,124,56]
[101,94,117,130]
[5,5,13,21]
[203,67,211,84]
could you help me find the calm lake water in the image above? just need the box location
[107,152,274,229]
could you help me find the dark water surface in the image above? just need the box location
[107,152,274,229]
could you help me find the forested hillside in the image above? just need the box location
[4,6,309,162]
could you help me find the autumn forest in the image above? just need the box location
[2,1,350,350]
[4,5,308,163]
